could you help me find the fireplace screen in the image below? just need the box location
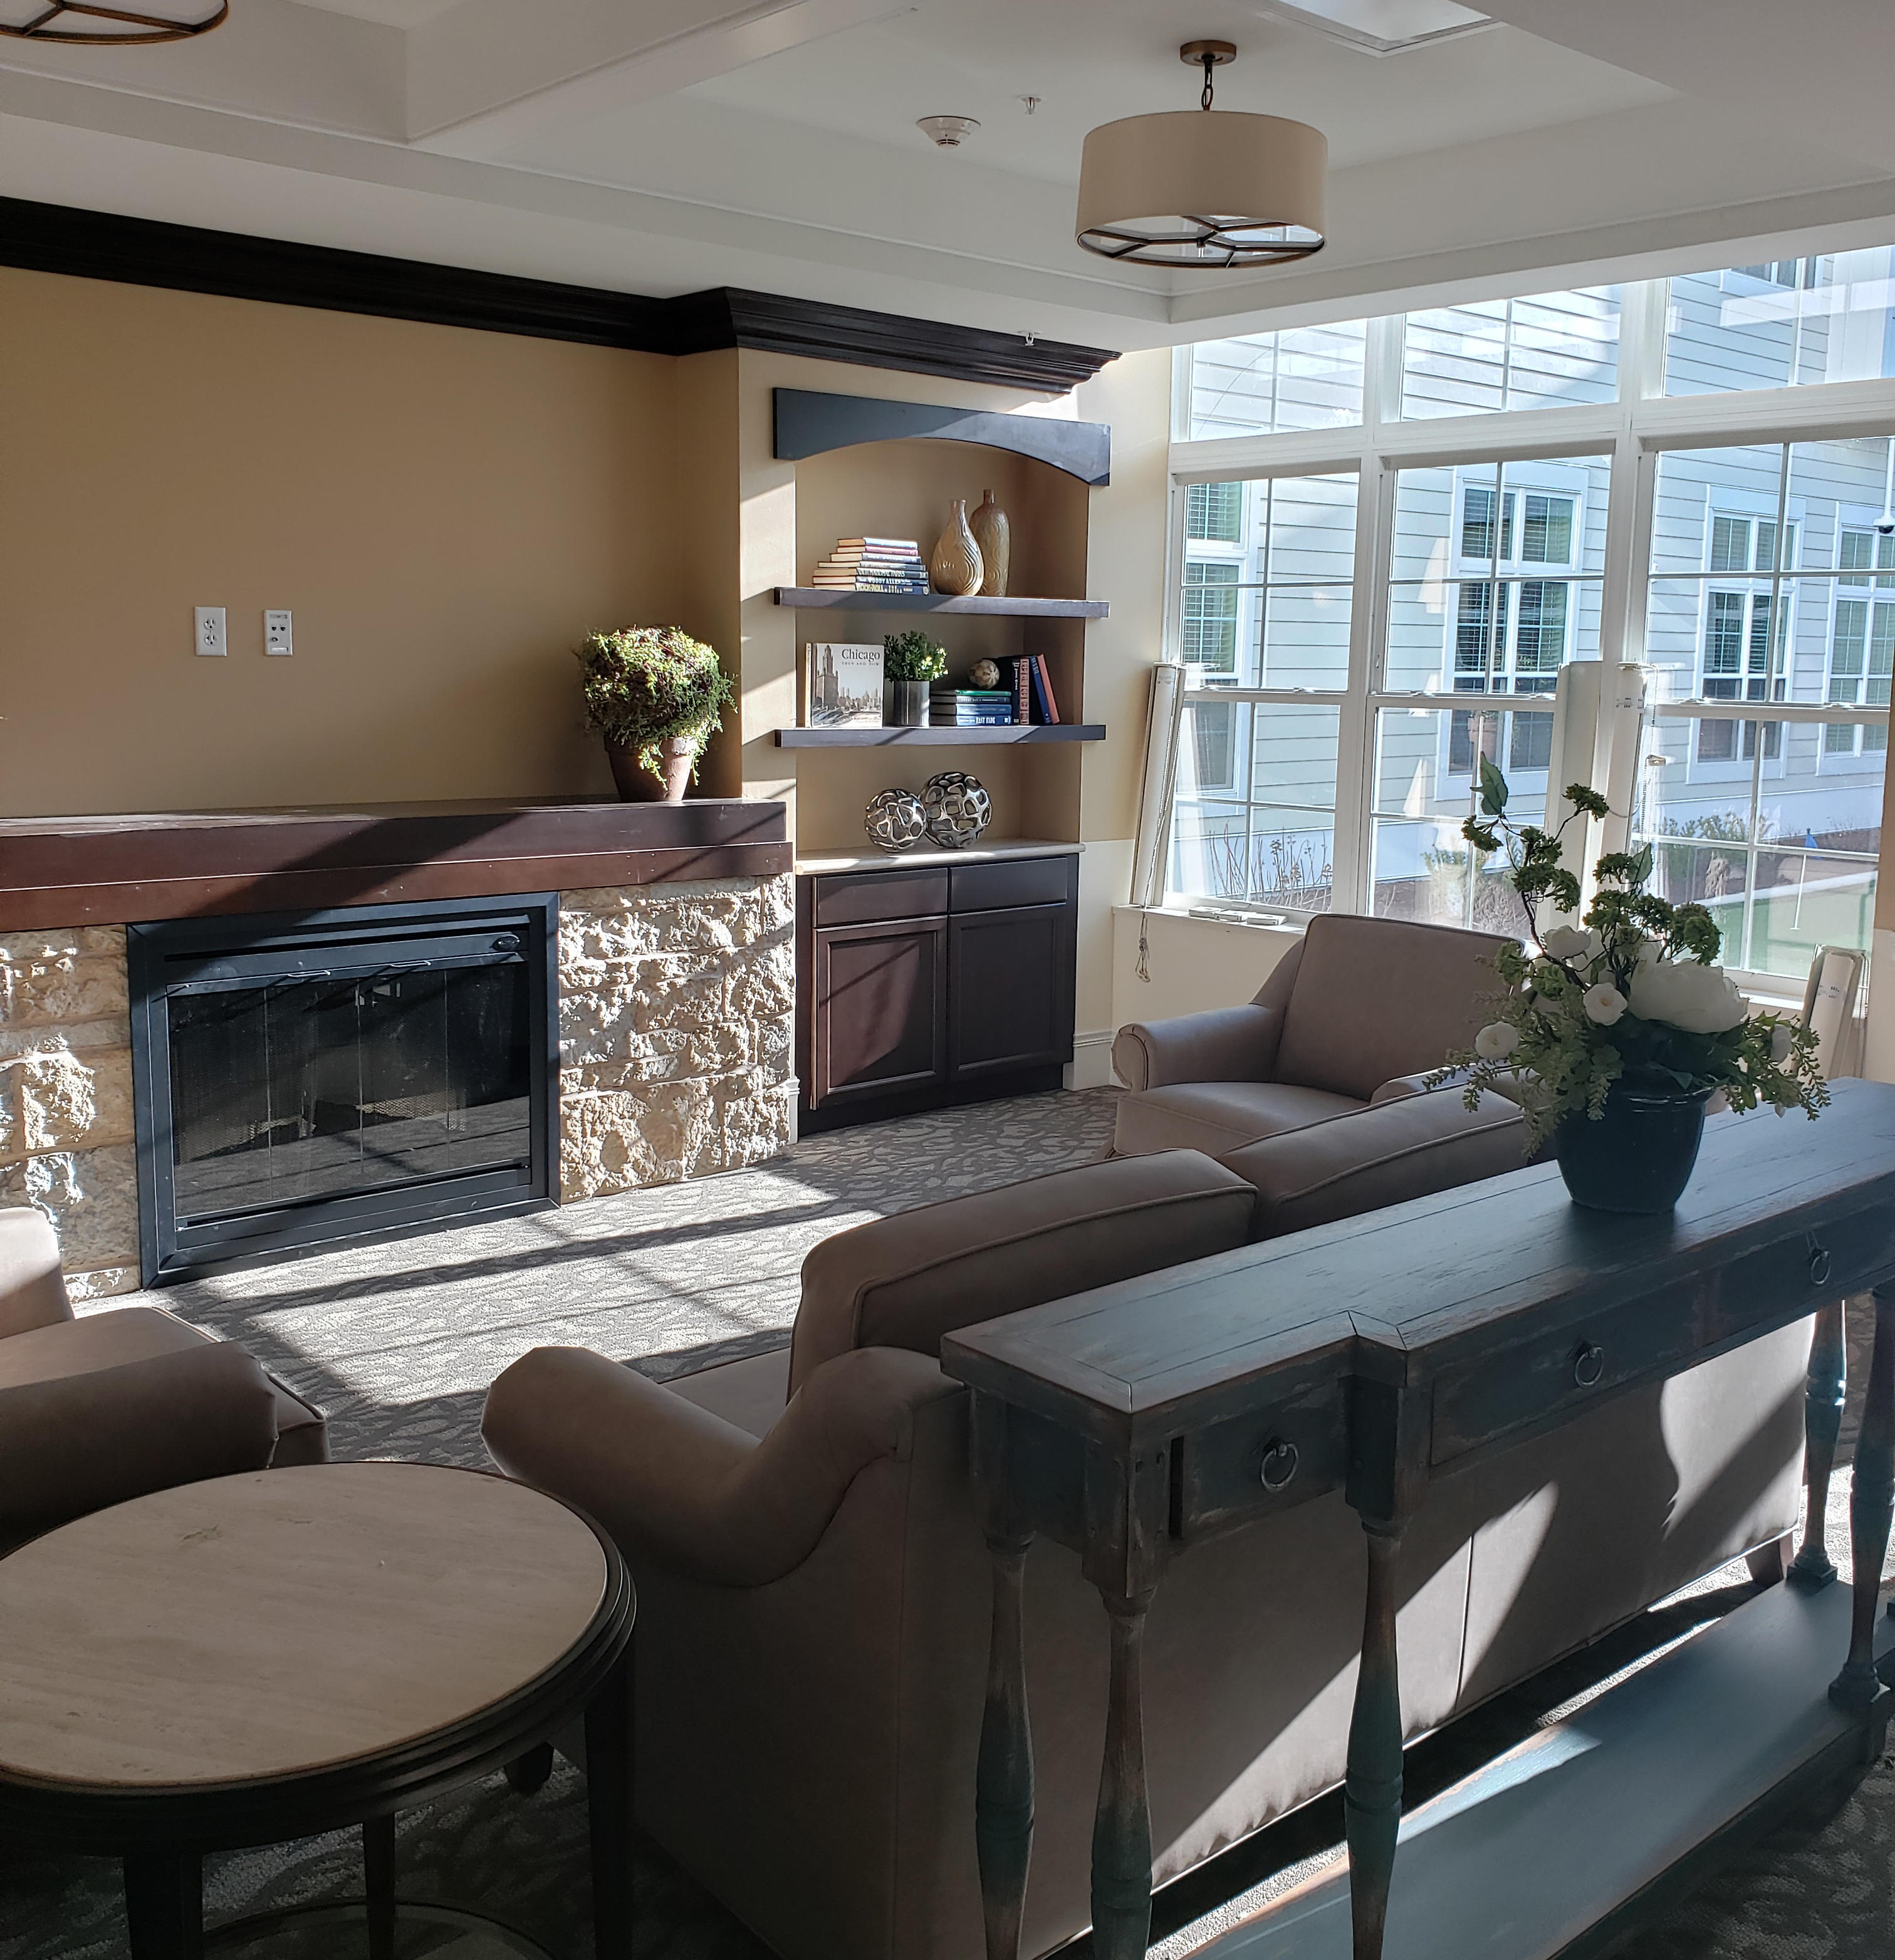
[129,895,558,1283]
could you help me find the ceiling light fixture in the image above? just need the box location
[0,0,226,43]
[1075,40,1325,269]
[917,115,980,149]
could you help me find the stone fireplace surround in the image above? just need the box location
[0,800,795,1295]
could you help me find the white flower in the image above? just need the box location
[1474,1021,1520,1061]
[1582,983,1628,1027]
[1540,924,1590,962]
[1626,957,1748,1035]
[1770,1024,1793,1064]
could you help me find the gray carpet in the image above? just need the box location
[2,1086,1892,1960]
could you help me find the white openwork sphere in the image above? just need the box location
[921,771,991,848]
[864,788,930,853]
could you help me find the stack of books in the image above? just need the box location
[810,537,929,592]
[931,688,1015,727]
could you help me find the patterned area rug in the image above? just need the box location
[3,1089,1892,1960]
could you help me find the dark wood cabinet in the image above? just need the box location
[797,851,1078,1132]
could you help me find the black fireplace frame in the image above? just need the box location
[128,892,560,1286]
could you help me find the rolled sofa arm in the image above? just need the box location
[1220,1087,1530,1241]
[0,1342,279,1551]
[1112,1003,1285,1093]
[0,1206,74,1341]
[483,1343,963,1588]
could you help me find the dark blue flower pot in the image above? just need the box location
[1553,1085,1715,1213]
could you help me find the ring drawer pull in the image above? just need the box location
[1809,1239,1833,1288]
[1260,1440,1299,1493]
[1572,1342,1605,1389]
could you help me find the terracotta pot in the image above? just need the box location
[605,736,695,803]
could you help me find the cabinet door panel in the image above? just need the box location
[949,903,1075,1079]
[812,918,948,1105]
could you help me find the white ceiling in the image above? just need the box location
[1,0,1893,355]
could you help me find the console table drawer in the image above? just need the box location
[813,869,950,927]
[1431,1292,1700,1466]
[1175,1368,1346,1540]
[950,855,1071,913]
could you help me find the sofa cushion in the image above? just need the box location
[0,1306,326,1467]
[1114,1081,1362,1159]
[1219,1088,1528,1240]
[788,1150,1257,1395]
[1273,914,1513,1102]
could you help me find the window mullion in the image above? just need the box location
[1332,452,1392,913]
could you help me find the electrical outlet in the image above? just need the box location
[264,609,293,657]
[194,607,227,657]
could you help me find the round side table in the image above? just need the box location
[0,1462,635,1960]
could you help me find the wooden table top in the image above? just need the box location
[0,1463,610,1790]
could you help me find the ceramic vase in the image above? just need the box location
[884,679,930,727]
[968,489,1011,597]
[605,736,694,803]
[1553,1085,1714,1213]
[929,499,984,597]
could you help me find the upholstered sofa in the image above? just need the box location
[0,1207,328,1550]
[1112,912,1513,1160]
[484,1145,1806,1960]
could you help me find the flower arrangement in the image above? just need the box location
[883,630,949,684]
[575,627,735,782]
[1440,758,1827,1149]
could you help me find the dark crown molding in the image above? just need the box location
[0,196,1119,394]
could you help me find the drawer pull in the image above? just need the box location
[1572,1341,1605,1389]
[1809,1239,1834,1288]
[1260,1439,1299,1493]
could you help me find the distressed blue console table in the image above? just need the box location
[942,1076,1895,1960]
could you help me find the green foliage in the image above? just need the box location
[1435,761,1829,1147]
[883,630,949,682]
[575,627,736,781]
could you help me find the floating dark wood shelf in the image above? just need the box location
[776,724,1106,748]
[775,588,1109,619]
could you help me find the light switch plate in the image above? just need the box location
[194,607,227,657]
[264,609,293,656]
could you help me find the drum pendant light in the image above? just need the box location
[1076,41,1326,269]
[0,0,227,44]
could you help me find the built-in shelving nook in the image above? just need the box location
[770,387,1110,860]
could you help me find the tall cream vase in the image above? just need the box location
[968,489,1011,596]
[929,499,983,597]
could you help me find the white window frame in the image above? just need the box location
[1164,278,1895,989]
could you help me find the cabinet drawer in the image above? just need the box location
[1176,1365,1347,1541]
[814,869,950,927]
[950,855,1072,914]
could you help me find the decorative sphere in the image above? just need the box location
[865,788,929,853]
[921,771,991,848]
[970,658,1001,690]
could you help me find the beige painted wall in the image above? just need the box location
[0,266,681,816]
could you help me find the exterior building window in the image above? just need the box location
[1186,481,1243,543]
[1182,563,1240,672]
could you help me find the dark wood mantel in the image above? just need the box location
[0,799,791,932]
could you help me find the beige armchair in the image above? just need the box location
[483,1148,1805,1960]
[1112,912,1515,1160]
[0,1207,328,1550]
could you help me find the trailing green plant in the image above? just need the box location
[575,627,735,781]
[883,630,948,684]
[1433,757,1827,1146]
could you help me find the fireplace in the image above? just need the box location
[128,894,560,1283]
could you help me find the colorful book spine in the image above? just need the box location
[1033,655,1062,724]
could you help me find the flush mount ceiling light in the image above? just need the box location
[0,0,226,41]
[1075,41,1325,269]
[917,114,980,148]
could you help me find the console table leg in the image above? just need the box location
[1790,1299,1847,1588]
[585,1645,634,1960]
[1346,1520,1407,1960]
[123,1852,202,1960]
[976,1533,1035,1960]
[1090,1594,1155,1960]
[363,1813,396,1960]
[1831,1288,1895,1720]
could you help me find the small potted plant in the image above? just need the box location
[1441,758,1827,1213]
[883,630,948,727]
[575,627,735,803]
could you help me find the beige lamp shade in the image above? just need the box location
[1076,110,1327,268]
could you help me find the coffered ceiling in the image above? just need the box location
[2,0,1893,350]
